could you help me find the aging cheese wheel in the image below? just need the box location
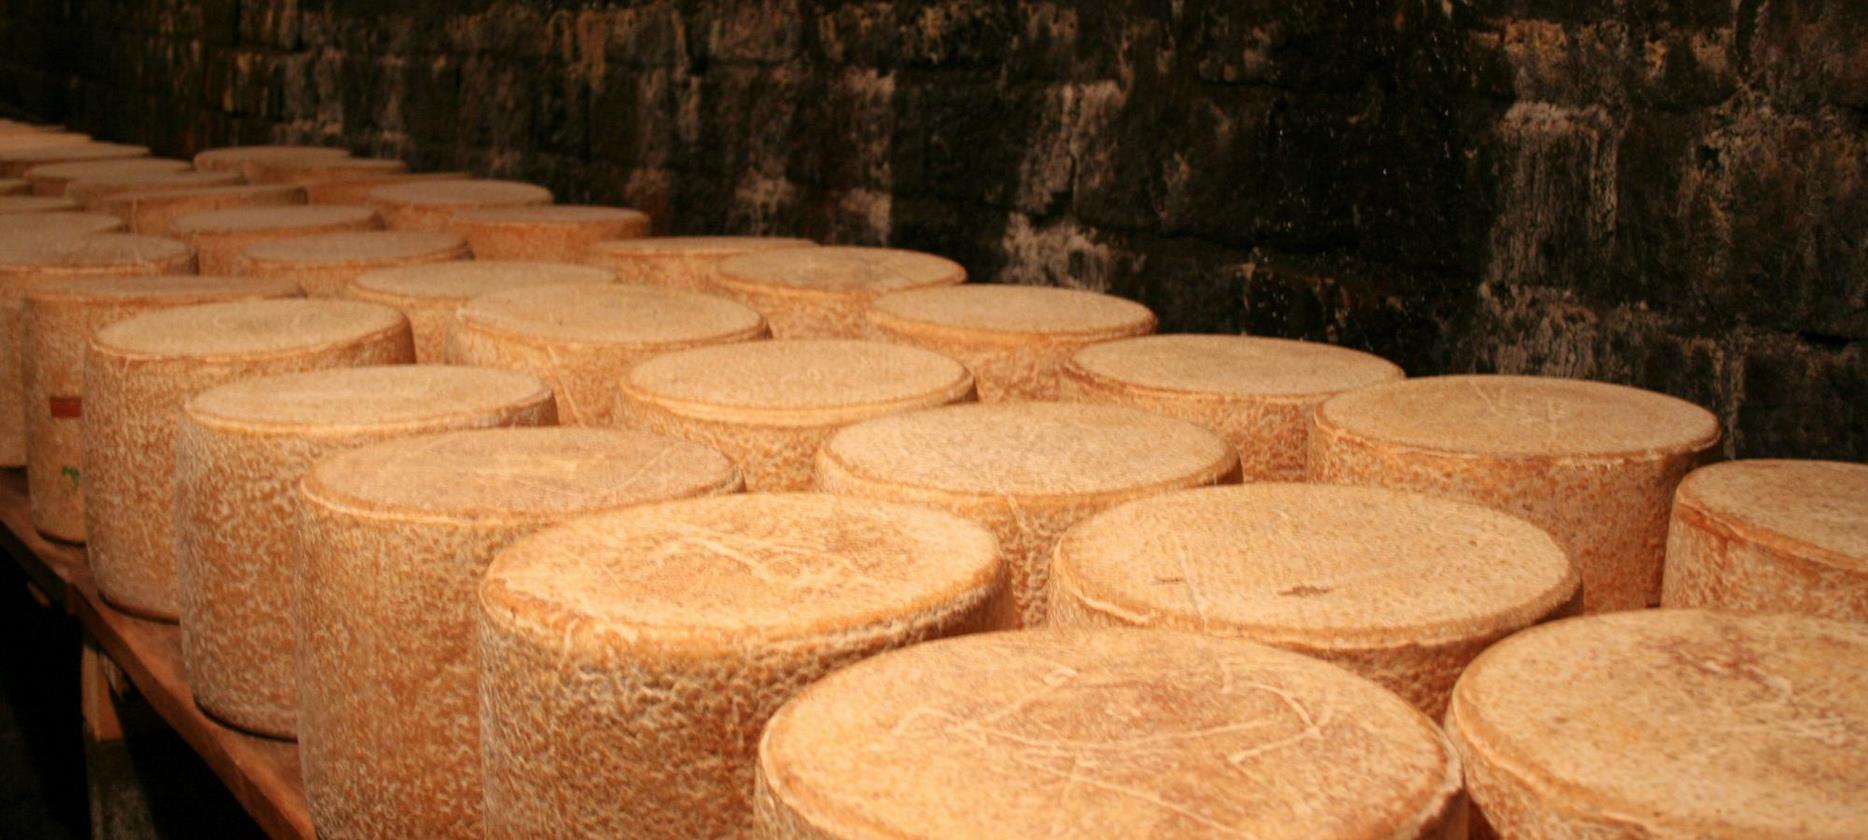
[0,131,91,149]
[584,235,817,292]
[1,142,150,179]
[67,170,244,210]
[25,157,191,197]
[479,492,1001,840]
[233,230,468,298]
[1064,335,1405,481]
[83,299,413,620]
[864,284,1156,401]
[193,145,350,179]
[367,179,552,232]
[298,427,741,840]
[175,366,556,738]
[346,261,614,362]
[448,284,768,426]
[0,234,195,466]
[616,339,975,490]
[1446,609,1868,838]
[171,205,382,274]
[248,155,406,186]
[0,196,79,215]
[0,212,125,242]
[714,246,965,338]
[1661,459,1868,621]
[756,628,1464,839]
[450,205,650,260]
[23,275,302,542]
[816,401,1239,626]
[303,171,469,206]
[0,179,25,195]
[1311,375,1720,613]
[1049,483,1579,718]
[96,183,308,235]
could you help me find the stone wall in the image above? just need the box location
[0,0,1860,458]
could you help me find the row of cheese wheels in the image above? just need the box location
[0,125,1863,838]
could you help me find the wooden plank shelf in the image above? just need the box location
[0,469,313,840]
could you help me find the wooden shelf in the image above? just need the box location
[0,469,312,840]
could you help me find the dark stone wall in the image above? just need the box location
[0,0,1861,458]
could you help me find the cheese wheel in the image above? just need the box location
[367,179,552,232]
[0,179,25,196]
[816,401,1239,626]
[233,230,468,298]
[299,427,741,840]
[0,196,79,214]
[1050,483,1579,717]
[0,212,125,242]
[248,155,407,186]
[303,171,470,206]
[83,299,413,619]
[1064,334,1405,481]
[448,284,768,426]
[479,492,1001,839]
[175,365,556,738]
[756,628,1464,839]
[0,234,196,466]
[67,170,245,210]
[584,235,817,291]
[1311,375,1720,613]
[0,142,150,179]
[450,205,650,260]
[864,284,1156,400]
[171,205,383,274]
[714,246,965,338]
[1661,459,1868,621]
[346,261,615,362]
[1446,609,1868,838]
[616,339,975,490]
[192,145,350,179]
[23,275,303,542]
[0,131,91,149]
[95,183,308,235]
[24,157,191,197]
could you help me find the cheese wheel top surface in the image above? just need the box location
[239,230,466,267]
[1451,609,1868,837]
[186,365,551,433]
[93,299,404,360]
[26,157,187,182]
[0,212,124,240]
[0,233,191,273]
[483,493,998,645]
[1677,460,1868,569]
[1317,374,1720,459]
[67,170,242,198]
[457,284,766,347]
[368,178,552,207]
[169,204,377,235]
[821,402,1236,497]
[587,235,815,257]
[1070,334,1405,399]
[27,274,300,304]
[868,284,1156,339]
[193,145,349,170]
[717,246,964,296]
[94,183,304,211]
[453,204,647,226]
[760,628,1460,839]
[622,339,973,424]
[3,142,149,165]
[1057,484,1577,645]
[350,260,614,301]
[303,427,740,521]
[0,196,78,214]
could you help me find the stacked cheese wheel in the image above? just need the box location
[345,261,615,362]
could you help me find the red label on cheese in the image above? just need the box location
[49,396,81,419]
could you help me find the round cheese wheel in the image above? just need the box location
[248,155,407,186]
[450,205,651,260]
[67,170,244,210]
[479,492,1001,839]
[346,261,615,362]
[23,275,302,542]
[756,628,1464,839]
[714,246,965,338]
[816,401,1239,626]
[83,299,413,620]
[448,284,768,426]
[232,230,468,298]
[303,171,469,206]
[175,365,555,738]
[0,142,150,179]
[0,178,25,195]
[1446,609,1868,838]
[25,157,190,197]
[865,284,1156,400]
[1064,335,1405,481]
[0,212,125,242]
[0,234,195,467]
[171,205,382,274]
[192,145,350,179]
[367,179,552,232]
[95,183,308,235]
[584,235,817,291]
[616,339,975,490]
[0,131,92,149]
[1661,459,1868,621]
[299,427,741,839]
[0,196,79,215]
[1050,483,1579,717]
[1311,375,1720,613]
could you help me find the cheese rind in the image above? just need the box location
[233,230,468,298]
[67,171,245,210]
[192,145,350,180]
[346,261,615,362]
[172,205,383,274]
[450,204,650,260]
[0,196,79,214]
[478,492,1002,839]
[303,172,469,206]
[583,236,816,292]
[248,156,407,186]
[3,143,152,181]
[714,246,965,338]
[23,157,189,196]
[367,179,552,232]
[95,184,309,235]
